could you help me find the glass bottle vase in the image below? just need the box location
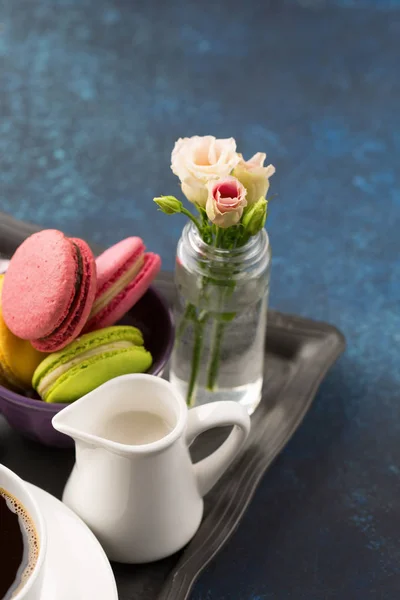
[169,222,271,414]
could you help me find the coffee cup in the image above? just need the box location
[0,466,46,600]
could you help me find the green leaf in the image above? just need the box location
[219,312,236,322]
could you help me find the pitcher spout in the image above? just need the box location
[51,391,102,446]
[51,375,139,447]
[51,374,187,452]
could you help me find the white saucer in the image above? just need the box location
[27,484,119,600]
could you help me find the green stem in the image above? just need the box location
[181,207,202,232]
[176,303,196,343]
[186,313,208,406]
[207,320,226,391]
[239,231,251,247]
[197,206,209,226]
[215,227,224,248]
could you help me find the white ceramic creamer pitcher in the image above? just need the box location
[52,374,250,563]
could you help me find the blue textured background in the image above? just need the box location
[1,0,400,598]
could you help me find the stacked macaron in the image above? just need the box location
[0,275,46,392]
[84,237,160,333]
[2,230,97,352]
[32,326,153,404]
[0,229,161,403]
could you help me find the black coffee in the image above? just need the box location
[0,488,39,600]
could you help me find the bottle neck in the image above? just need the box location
[179,222,270,282]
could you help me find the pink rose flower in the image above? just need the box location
[206,176,247,229]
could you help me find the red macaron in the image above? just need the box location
[2,230,97,352]
[83,237,161,333]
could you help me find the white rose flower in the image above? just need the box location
[232,152,275,205]
[171,136,240,207]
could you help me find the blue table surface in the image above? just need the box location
[1,0,400,598]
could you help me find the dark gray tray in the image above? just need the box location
[0,212,346,600]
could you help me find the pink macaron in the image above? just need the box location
[2,230,97,352]
[83,237,161,333]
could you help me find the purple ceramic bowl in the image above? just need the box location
[0,286,174,447]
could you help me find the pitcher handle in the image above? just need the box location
[186,401,251,497]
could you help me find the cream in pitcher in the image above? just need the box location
[52,373,250,564]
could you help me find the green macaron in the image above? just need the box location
[32,325,153,403]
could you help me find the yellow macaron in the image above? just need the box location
[0,274,46,391]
